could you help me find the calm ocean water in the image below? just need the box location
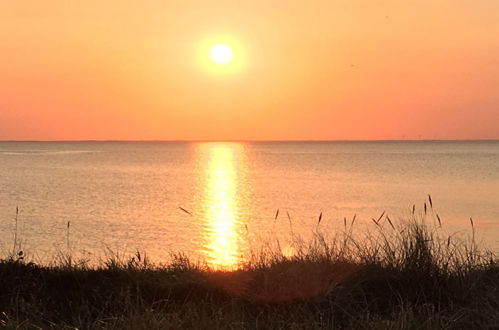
[1,141,498,267]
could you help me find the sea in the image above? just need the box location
[1,141,498,268]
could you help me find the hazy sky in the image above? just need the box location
[1,1,498,140]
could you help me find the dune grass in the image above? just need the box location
[1,208,498,329]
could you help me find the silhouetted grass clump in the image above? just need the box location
[1,207,498,329]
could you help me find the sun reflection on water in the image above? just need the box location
[195,142,248,270]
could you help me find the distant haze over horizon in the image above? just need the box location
[1,1,498,140]
[1,139,499,143]
[0,139,499,143]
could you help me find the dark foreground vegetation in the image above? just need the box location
[1,214,498,329]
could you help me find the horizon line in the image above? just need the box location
[1,138,498,143]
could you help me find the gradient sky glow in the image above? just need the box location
[1,1,498,140]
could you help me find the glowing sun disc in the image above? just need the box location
[210,44,233,64]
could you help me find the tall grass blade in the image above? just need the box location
[386,215,395,230]
[13,206,19,256]
[286,211,293,234]
[377,211,385,222]
[179,206,192,216]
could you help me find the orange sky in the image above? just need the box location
[1,1,498,141]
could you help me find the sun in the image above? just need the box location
[210,44,233,64]
[198,37,245,74]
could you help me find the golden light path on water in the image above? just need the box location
[195,143,248,270]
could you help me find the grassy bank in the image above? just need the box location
[1,214,498,329]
